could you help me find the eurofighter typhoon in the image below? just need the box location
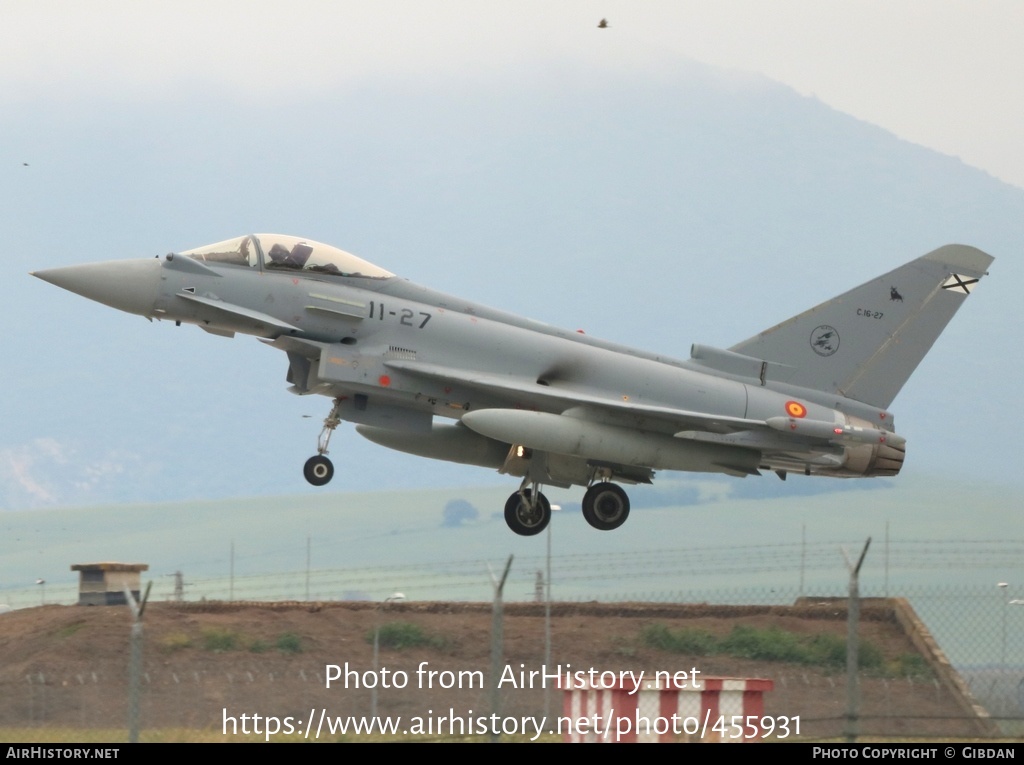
[33,235,992,535]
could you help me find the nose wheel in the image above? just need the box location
[304,455,334,486]
[304,397,343,486]
[504,488,551,536]
[582,482,630,530]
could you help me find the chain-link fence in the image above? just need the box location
[2,583,1023,742]
[6,538,1024,605]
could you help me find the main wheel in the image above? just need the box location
[303,455,334,486]
[582,482,630,530]
[503,489,551,536]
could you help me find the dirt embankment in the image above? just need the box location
[0,599,988,740]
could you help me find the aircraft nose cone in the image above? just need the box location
[32,259,162,317]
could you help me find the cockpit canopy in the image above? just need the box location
[182,234,394,279]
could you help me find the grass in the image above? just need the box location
[639,624,923,676]
[201,628,239,652]
[159,632,192,652]
[275,632,302,654]
[54,621,86,639]
[1,726,1010,744]
[369,621,447,650]
[892,653,933,678]
[0,726,562,743]
[164,630,303,655]
[640,624,717,655]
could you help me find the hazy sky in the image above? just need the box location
[4,1,1022,188]
[3,1,1022,511]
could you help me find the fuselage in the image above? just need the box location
[33,233,904,493]
[32,233,996,535]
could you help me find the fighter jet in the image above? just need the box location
[32,235,992,535]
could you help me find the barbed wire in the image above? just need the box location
[5,538,1024,608]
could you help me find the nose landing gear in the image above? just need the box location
[304,454,334,486]
[304,397,343,486]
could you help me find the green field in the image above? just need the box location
[2,473,1021,608]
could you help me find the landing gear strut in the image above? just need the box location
[304,397,343,486]
[504,487,551,536]
[581,482,630,530]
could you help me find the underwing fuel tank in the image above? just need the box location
[355,423,509,469]
[461,409,762,477]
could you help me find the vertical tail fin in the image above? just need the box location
[730,244,993,408]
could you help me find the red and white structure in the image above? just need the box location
[561,676,774,743]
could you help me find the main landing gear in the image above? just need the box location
[504,486,551,536]
[581,482,630,531]
[501,480,632,535]
[304,397,343,486]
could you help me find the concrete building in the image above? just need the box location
[71,562,149,606]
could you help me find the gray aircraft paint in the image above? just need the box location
[32,235,993,535]
[730,245,992,409]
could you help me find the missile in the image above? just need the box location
[764,416,906,447]
[461,409,761,476]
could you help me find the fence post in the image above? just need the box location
[124,581,152,744]
[488,555,514,742]
[843,537,871,743]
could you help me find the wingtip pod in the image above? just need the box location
[922,244,994,277]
